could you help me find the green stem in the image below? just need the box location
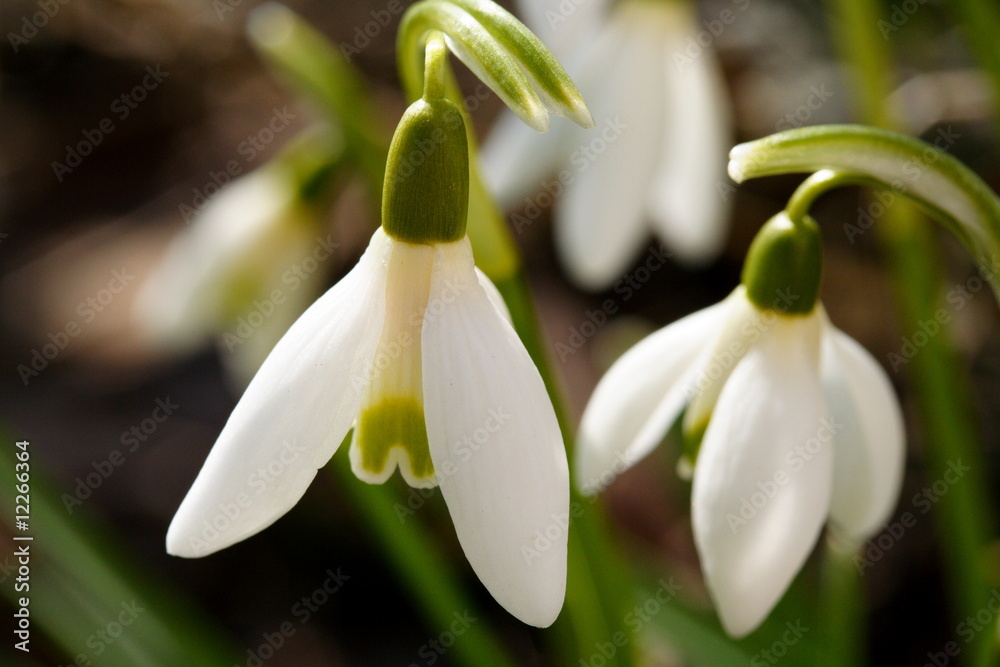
[329,453,518,667]
[818,541,865,667]
[829,0,996,665]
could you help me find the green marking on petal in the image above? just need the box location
[353,397,436,487]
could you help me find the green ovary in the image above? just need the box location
[354,397,435,485]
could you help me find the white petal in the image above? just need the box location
[475,267,512,325]
[134,167,293,353]
[555,3,669,289]
[516,0,613,56]
[166,230,391,558]
[680,287,761,434]
[692,311,831,638]
[646,3,732,264]
[422,237,568,627]
[822,321,906,542]
[575,301,727,494]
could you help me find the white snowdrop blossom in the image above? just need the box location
[134,164,331,385]
[167,89,570,628]
[576,213,905,637]
[481,0,732,289]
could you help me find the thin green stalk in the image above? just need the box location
[329,454,518,667]
[818,541,865,667]
[829,0,996,665]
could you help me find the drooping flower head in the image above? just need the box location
[168,14,594,626]
[576,207,905,636]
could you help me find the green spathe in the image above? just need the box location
[382,97,469,244]
[355,397,435,483]
[741,212,822,315]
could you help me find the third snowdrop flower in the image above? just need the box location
[576,211,905,636]
[481,0,732,289]
[167,33,574,628]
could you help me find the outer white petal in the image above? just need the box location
[166,230,391,558]
[516,0,613,57]
[555,2,670,289]
[646,3,732,264]
[822,320,906,542]
[134,167,292,353]
[422,237,568,627]
[575,301,728,494]
[475,267,512,325]
[692,311,831,638]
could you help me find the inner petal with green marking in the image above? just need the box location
[350,238,438,488]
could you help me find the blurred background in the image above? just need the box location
[2,0,1000,665]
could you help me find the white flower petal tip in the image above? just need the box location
[165,230,392,559]
[693,311,831,638]
[422,237,569,627]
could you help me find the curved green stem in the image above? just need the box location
[826,1,998,665]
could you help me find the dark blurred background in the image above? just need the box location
[2,0,1000,665]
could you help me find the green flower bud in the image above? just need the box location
[382,97,469,244]
[741,212,822,315]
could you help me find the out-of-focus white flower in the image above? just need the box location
[134,165,330,385]
[482,0,732,289]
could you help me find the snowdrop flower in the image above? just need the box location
[576,211,905,636]
[134,136,340,385]
[167,61,570,627]
[481,0,732,289]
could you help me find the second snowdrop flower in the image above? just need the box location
[576,210,905,636]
